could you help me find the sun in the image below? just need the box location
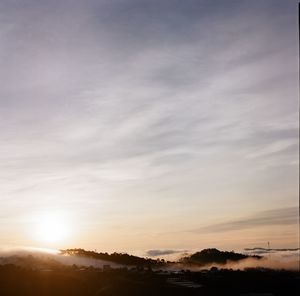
[32,211,70,244]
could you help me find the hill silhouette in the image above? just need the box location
[60,248,261,267]
[60,248,166,267]
[180,248,262,265]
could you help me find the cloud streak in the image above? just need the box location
[146,249,186,257]
[0,0,298,251]
[192,207,299,233]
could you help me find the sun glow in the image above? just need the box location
[32,211,70,244]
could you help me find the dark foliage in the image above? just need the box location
[60,248,166,267]
[180,248,262,265]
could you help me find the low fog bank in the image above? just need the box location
[147,248,300,271]
[239,248,300,271]
[176,255,299,272]
[188,248,299,271]
[0,247,123,269]
[0,247,298,271]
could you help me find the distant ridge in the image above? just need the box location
[60,248,166,266]
[180,248,261,265]
[60,248,262,267]
[244,247,300,251]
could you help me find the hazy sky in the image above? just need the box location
[0,0,298,255]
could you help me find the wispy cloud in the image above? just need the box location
[192,207,299,233]
[146,249,186,257]
[0,0,298,250]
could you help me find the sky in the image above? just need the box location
[0,0,298,255]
